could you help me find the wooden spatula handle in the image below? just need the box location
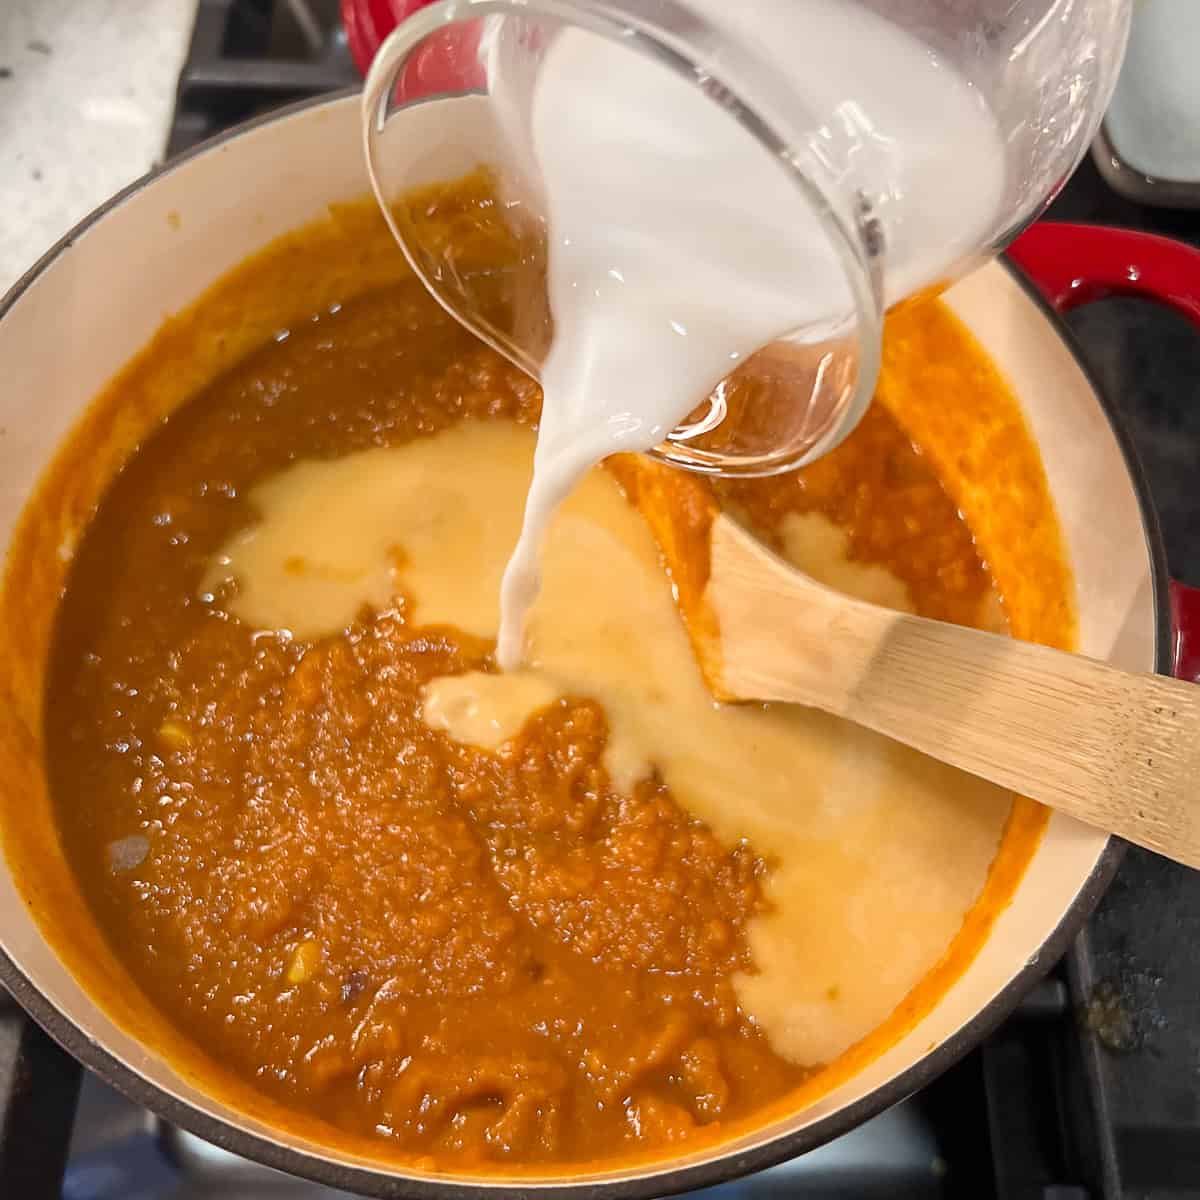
[847,617,1200,865]
[710,516,1200,866]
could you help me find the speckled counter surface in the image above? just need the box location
[0,0,198,294]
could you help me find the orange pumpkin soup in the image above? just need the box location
[11,195,1070,1172]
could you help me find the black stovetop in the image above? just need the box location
[4,3,1200,1197]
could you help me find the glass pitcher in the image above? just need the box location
[361,0,1131,476]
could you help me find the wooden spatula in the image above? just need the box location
[699,511,1200,868]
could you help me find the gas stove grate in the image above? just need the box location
[170,0,357,157]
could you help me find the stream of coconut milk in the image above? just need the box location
[491,0,1006,667]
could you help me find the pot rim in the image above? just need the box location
[0,91,1166,1199]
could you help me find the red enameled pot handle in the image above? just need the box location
[1008,223,1200,683]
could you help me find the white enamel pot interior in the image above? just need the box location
[0,94,1168,1197]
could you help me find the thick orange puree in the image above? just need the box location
[2,197,1071,1173]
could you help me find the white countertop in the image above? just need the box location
[0,0,198,294]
